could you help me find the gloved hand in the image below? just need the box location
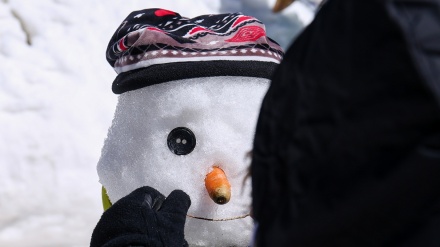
[90,186,191,247]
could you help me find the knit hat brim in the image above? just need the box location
[112,60,278,94]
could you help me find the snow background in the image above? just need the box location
[0,0,315,246]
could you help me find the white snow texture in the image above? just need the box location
[0,0,314,246]
[99,77,269,246]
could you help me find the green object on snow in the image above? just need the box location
[102,186,112,211]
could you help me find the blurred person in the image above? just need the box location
[251,0,440,246]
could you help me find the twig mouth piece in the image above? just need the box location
[186,213,250,221]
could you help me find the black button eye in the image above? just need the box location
[167,127,196,155]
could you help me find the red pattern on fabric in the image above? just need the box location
[154,9,177,17]
[118,38,128,51]
[226,26,265,42]
[189,26,212,35]
[147,27,165,33]
[107,10,284,68]
[231,16,254,28]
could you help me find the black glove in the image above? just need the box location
[90,186,191,247]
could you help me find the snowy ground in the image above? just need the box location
[0,0,315,246]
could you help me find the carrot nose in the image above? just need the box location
[205,166,231,205]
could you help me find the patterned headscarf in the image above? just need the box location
[106,9,284,94]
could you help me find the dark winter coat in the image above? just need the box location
[251,0,440,246]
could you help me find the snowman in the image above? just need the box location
[97,9,283,246]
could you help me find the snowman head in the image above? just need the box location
[98,9,283,246]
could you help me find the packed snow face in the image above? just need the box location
[98,76,269,246]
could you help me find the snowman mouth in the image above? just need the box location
[102,186,250,221]
[186,213,250,221]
